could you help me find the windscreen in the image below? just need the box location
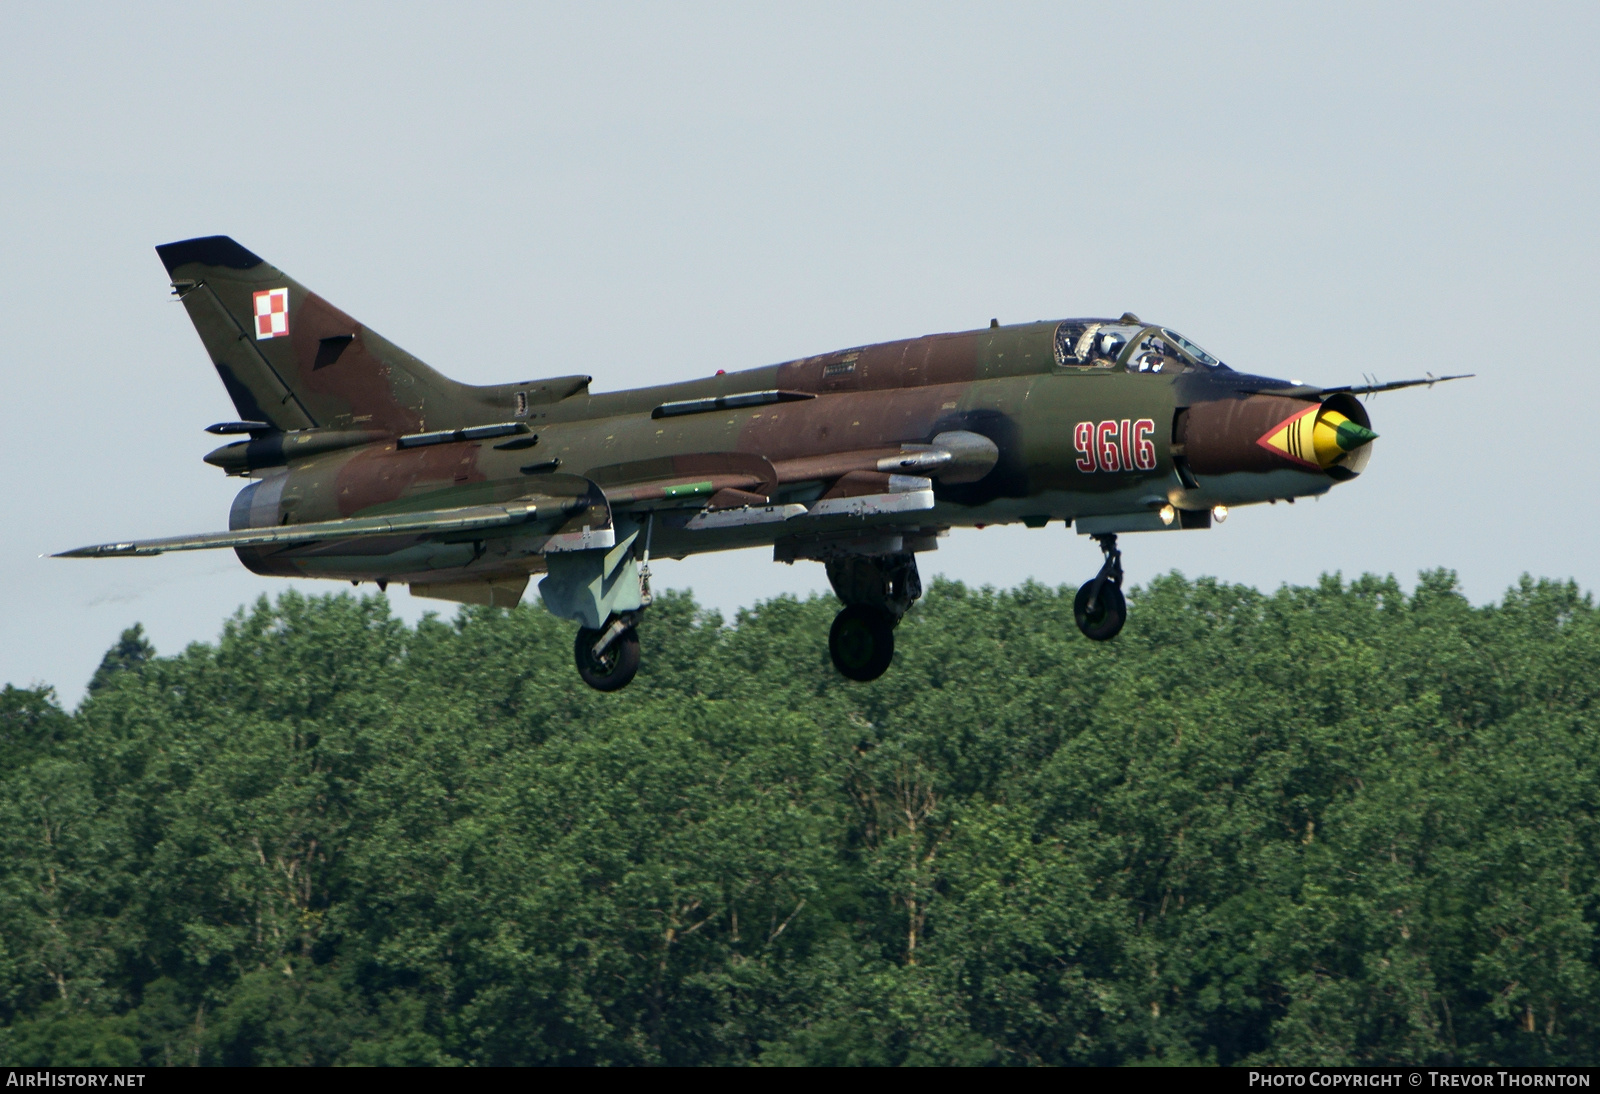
[1160,329,1225,369]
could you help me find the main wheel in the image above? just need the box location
[1074,580,1127,641]
[829,605,896,681]
[575,624,641,691]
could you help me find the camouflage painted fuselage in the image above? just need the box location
[77,237,1378,607]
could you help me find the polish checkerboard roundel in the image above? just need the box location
[253,288,289,339]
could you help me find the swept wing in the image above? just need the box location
[56,496,587,558]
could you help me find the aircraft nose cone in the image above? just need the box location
[1259,405,1377,470]
[1314,411,1377,463]
[1179,395,1377,477]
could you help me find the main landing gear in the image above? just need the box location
[830,606,897,682]
[566,520,654,692]
[1075,533,1126,641]
[575,616,642,691]
[826,553,921,682]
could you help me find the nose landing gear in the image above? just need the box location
[1075,533,1126,641]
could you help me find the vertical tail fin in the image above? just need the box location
[156,236,478,434]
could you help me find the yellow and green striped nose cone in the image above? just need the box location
[1257,406,1378,471]
[1312,409,1378,466]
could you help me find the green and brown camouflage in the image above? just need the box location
[57,237,1464,688]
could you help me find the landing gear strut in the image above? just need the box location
[569,516,654,692]
[1075,533,1126,641]
[825,553,921,682]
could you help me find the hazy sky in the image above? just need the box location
[3,3,1596,704]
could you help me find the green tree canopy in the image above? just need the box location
[1,572,1597,1065]
[85,624,155,696]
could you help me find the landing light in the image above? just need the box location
[1212,505,1229,523]
[1158,504,1176,526]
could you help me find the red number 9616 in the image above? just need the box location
[1074,418,1157,473]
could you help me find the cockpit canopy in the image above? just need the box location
[1054,320,1227,373]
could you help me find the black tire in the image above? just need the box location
[829,605,896,681]
[1074,580,1127,641]
[575,624,641,691]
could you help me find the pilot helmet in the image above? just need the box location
[1099,332,1125,358]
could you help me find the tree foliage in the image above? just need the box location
[85,625,155,697]
[2,570,1598,1066]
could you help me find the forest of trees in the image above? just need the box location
[1,570,1597,1066]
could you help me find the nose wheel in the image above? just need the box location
[1075,533,1126,641]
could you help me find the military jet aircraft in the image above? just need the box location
[58,237,1465,690]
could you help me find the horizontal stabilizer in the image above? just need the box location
[55,497,578,558]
